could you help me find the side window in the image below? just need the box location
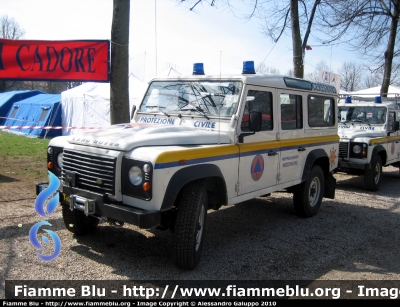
[308,95,335,127]
[241,90,273,131]
[10,105,19,118]
[388,112,395,131]
[39,109,50,121]
[280,93,302,130]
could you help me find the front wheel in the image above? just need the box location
[173,183,207,270]
[364,155,382,192]
[293,165,324,217]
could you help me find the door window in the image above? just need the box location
[241,90,273,131]
[280,93,302,130]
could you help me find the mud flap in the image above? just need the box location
[324,172,336,199]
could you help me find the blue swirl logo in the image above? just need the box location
[29,171,62,261]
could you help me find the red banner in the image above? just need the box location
[0,39,110,82]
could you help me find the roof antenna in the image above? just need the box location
[220,51,222,79]
[218,51,222,145]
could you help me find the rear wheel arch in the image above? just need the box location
[301,149,330,182]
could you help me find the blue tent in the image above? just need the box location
[3,93,62,138]
[0,90,43,125]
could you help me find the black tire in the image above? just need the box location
[293,165,324,218]
[173,183,207,270]
[62,205,99,235]
[364,155,382,192]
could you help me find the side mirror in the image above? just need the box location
[394,121,399,131]
[248,111,262,132]
[387,120,399,136]
[239,111,262,143]
[130,105,137,120]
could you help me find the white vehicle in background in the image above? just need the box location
[337,94,400,191]
[37,61,339,270]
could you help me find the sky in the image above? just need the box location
[2,0,361,82]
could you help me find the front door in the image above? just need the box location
[237,86,279,195]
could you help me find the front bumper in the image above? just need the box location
[36,182,161,229]
[338,158,371,171]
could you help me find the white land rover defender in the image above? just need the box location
[337,94,400,191]
[37,61,339,270]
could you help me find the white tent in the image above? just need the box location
[61,78,148,136]
[349,85,400,98]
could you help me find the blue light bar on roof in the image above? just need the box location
[242,61,256,74]
[345,96,352,103]
[375,96,382,103]
[193,63,205,75]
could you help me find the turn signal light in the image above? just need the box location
[47,161,54,169]
[143,181,151,192]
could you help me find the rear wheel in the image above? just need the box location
[173,183,207,270]
[293,165,324,217]
[364,155,382,191]
[62,205,99,235]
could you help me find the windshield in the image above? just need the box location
[338,106,387,124]
[139,80,242,117]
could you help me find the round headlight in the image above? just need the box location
[129,166,143,186]
[56,153,63,168]
[47,147,54,154]
[353,145,362,154]
[143,163,151,173]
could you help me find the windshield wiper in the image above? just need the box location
[158,106,170,117]
[189,93,226,108]
[351,118,370,126]
[180,106,210,120]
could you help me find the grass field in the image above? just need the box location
[0,131,50,181]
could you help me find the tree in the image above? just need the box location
[338,62,364,92]
[178,0,323,79]
[110,0,130,125]
[0,15,25,92]
[304,60,329,82]
[363,63,400,89]
[0,15,25,39]
[319,0,400,97]
[256,63,280,74]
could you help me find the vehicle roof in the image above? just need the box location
[338,95,400,109]
[150,73,338,96]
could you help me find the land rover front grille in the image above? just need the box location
[62,149,116,195]
[339,142,349,159]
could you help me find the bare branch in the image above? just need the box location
[189,0,202,11]
[274,8,290,42]
[302,0,321,50]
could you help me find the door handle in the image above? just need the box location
[268,151,278,156]
[298,147,306,152]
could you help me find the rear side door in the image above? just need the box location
[276,90,305,184]
[387,111,400,163]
